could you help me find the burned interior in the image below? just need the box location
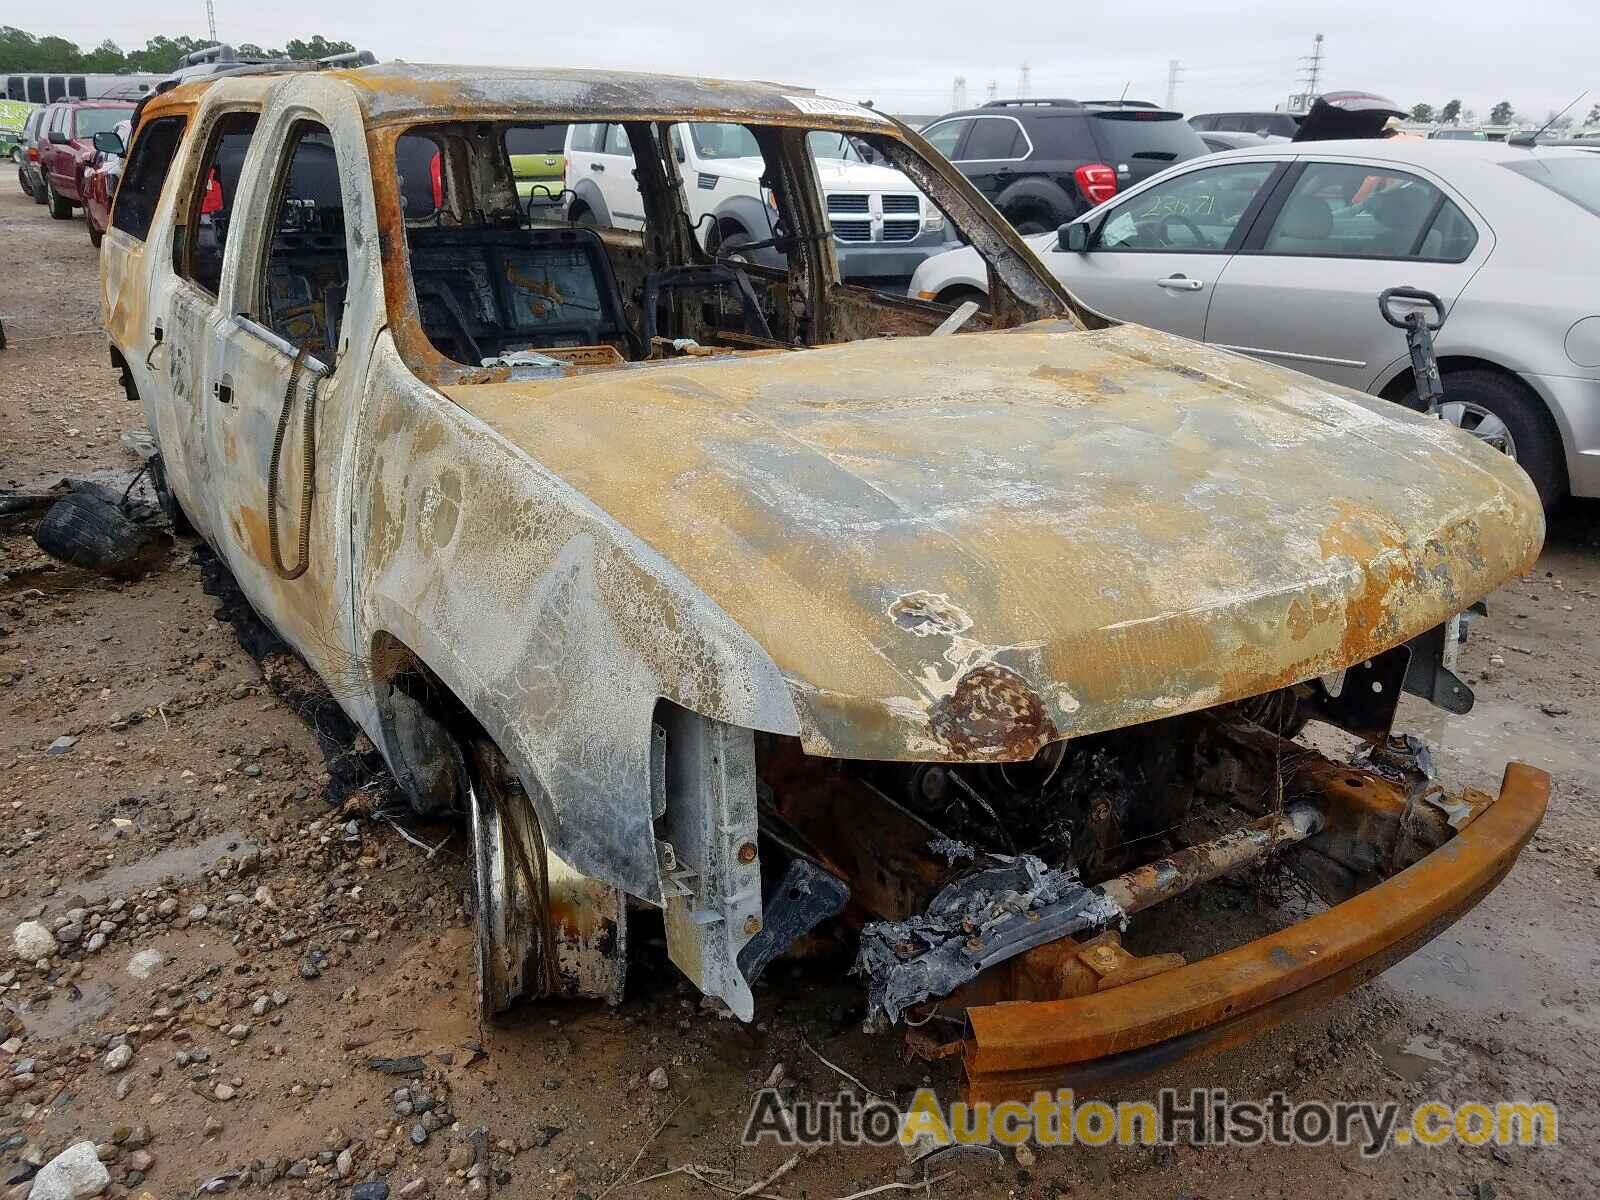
[366,112,1084,386]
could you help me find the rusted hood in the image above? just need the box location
[447,323,1543,761]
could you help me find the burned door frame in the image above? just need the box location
[205,80,386,721]
[154,98,267,549]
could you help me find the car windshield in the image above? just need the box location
[689,122,761,159]
[806,130,864,162]
[1505,156,1600,217]
[1091,111,1207,161]
[75,107,128,138]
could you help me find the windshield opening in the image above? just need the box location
[382,113,1074,386]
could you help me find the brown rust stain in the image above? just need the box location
[929,663,1056,760]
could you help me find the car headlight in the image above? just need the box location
[922,211,944,234]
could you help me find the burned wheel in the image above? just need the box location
[465,743,627,1021]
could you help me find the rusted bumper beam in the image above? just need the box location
[963,762,1549,1103]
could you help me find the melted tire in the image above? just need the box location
[33,491,164,577]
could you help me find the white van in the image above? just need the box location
[564,121,959,280]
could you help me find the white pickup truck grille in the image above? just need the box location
[824,192,922,242]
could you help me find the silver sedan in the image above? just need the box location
[911,139,1600,507]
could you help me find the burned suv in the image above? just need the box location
[99,61,1545,1101]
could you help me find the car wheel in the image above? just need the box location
[17,167,32,197]
[1404,368,1564,509]
[936,285,988,310]
[32,174,48,204]
[1004,204,1054,236]
[569,203,597,226]
[46,179,72,220]
[715,227,754,262]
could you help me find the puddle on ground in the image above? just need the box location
[1382,920,1600,1036]
[1378,1031,1462,1083]
[17,979,117,1041]
[69,830,260,906]
[1399,696,1597,788]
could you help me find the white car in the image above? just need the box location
[910,139,1600,507]
[566,121,958,279]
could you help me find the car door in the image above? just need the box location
[43,105,69,189]
[203,103,380,685]
[1203,157,1491,390]
[1049,158,1284,339]
[159,106,262,547]
[954,115,1031,210]
[594,123,645,230]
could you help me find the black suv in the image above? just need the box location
[920,99,1209,233]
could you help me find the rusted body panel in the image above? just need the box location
[964,762,1549,1102]
[447,325,1541,762]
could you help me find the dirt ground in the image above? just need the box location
[2,182,1598,1200]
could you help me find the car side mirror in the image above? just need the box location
[93,130,123,155]
[47,130,68,145]
[1058,221,1090,253]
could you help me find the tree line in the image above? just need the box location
[0,26,355,74]
[1409,97,1600,129]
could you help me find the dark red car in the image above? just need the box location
[36,99,135,219]
[81,120,131,248]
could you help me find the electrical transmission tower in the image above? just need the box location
[1165,59,1183,109]
[952,76,967,110]
[985,78,998,103]
[204,0,217,42]
[1298,33,1325,100]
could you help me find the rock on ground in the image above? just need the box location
[12,920,58,961]
[28,1141,110,1200]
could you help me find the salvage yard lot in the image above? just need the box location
[2,183,1599,1199]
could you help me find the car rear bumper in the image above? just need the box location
[963,761,1549,1103]
[1523,371,1600,498]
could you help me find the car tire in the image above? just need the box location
[936,285,988,310]
[1003,203,1056,236]
[33,491,164,578]
[46,179,72,219]
[1403,368,1564,509]
[715,226,754,262]
[32,174,48,205]
[17,166,32,197]
[569,202,597,226]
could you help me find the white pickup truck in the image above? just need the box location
[565,120,960,280]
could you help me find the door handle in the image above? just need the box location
[591,162,605,172]
[213,373,234,406]
[1156,275,1204,291]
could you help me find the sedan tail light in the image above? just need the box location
[1073,163,1118,206]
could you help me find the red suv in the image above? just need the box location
[37,99,135,219]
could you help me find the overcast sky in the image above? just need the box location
[9,0,1595,122]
